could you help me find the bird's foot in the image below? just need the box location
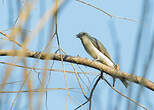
[115,64,120,70]
[92,58,100,62]
[77,54,81,58]
[112,77,116,87]
[34,51,42,58]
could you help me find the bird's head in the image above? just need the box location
[76,32,89,39]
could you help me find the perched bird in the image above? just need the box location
[76,32,128,88]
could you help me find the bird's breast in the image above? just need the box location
[82,37,114,67]
[82,38,98,59]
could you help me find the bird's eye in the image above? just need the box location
[82,32,86,35]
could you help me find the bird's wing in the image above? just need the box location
[89,36,114,64]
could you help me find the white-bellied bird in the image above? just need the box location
[76,32,128,88]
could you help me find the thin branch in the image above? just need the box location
[0,31,27,50]
[0,88,76,93]
[88,74,101,110]
[76,0,137,22]
[0,50,153,91]
[0,80,22,85]
[72,64,88,99]
[0,61,97,74]
[103,78,147,110]
[23,0,64,48]
[75,74,101,110]
[77,65,92,90]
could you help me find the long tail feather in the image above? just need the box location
[115,64,129,88]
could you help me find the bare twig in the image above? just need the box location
[0,31,27,50]
[75,74,101,110]
[76,0,137,22]
[0,61,97,74]
[0,88,76,93]
[72,64,88,99]
[102,77,147,110]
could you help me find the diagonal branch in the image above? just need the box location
[76,0,137,22]
[0,50,154,91]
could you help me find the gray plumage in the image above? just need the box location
[77,32,128,88]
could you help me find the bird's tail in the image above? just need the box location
[115,64,129,88]
[120,78,129,88]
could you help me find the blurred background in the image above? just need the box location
[0,0,153,110]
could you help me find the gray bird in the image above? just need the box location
[76,32,128,88]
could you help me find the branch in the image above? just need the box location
[76,0,137,22]
[0,88,75,93]
[0,50,153,91]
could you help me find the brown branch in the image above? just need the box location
[75,75,101,110]
[103,78,147,110]
[0,31,27,50]
[76,0,137,22]
[0,50,154,91]
[0,88,75,93]
[0,61,97,74]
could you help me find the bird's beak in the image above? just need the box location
[76,33,80,38]
[76,34,79,38]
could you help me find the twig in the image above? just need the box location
[0,88,76,93]
[76,0,137,22]
[0,61,96,74]
[0,31,27,50]
[102,77,148,110]
[75,74,102,110]
[72,64,88,99]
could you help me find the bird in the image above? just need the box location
[76,32,128,88]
